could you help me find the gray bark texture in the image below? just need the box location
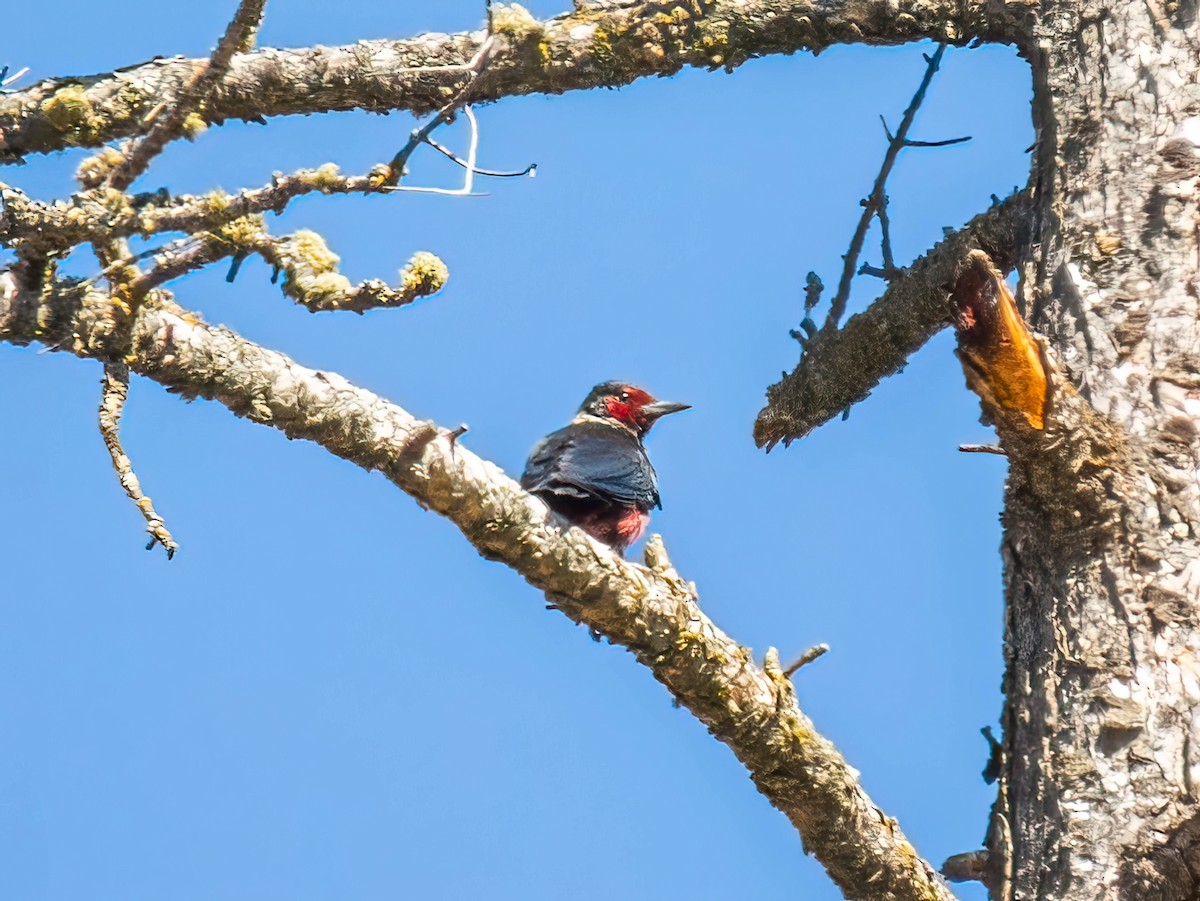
[5,1,1200,899]
[990,3,1200,899]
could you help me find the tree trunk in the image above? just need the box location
[995,3,1200,897]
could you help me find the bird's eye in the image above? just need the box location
[619,392,629,402]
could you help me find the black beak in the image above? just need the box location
[642,400,691,421]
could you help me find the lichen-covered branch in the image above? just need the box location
[1,163,390,252]
[98,359,179,558]
[754,191,1030,449]
[259,231,449,313]
[103,0,268,192]
[126,215,448,312]
[0,0,1032,162]
[0,268,957,901]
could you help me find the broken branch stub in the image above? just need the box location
[950,250,1046,431]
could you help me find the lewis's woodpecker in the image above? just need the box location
[521,381,689,554]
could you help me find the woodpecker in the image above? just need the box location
[521,381,689,554]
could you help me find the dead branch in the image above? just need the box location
[0,0,1033,163]
[0,268,958,901]
[104,0,268,191]
[98,359,179,558]
[825,44,967,330]
[755,190,1030,449]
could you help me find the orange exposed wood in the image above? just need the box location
[951,250,1047,430]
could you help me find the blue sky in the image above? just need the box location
[1,3,1033,898]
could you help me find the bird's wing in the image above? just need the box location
[521,424,661,509]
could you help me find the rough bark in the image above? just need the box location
[755,191,1030,449]
[6,0,1200,897]
[0,0,1032,162]
[983,4,1200,898]
[0,269,955,901]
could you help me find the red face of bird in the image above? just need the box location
[576,381,691,435]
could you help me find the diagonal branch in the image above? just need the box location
[755,190,1030,449]
[0,266,958,901]
[104,0,268,191]
[0,0,1031,162]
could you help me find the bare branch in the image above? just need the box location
[755,191,1030,449]
[825,44,960,331]
[98,359,179,558]
[784,643,830,676]
[0,269,958,901]
[958,443,1006,455]
[0,0,1032,162]
[104,0,268,191]
[424,135,537,178]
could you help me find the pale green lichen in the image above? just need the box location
[76,147,125,188]
[279,229,340,274]
[273,230,353,304]
[300,271,354,299]
[300,163,344,193]
[400,251,449,296]
[204,189,232,216]
[491,3,544,41]
[41,85,98,142]
[214,214,266,246]
[181,112,208,139]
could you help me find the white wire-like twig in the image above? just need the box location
[1,66,30,88]
[382,106,488,197]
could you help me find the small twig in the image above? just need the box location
[445,424,470,453]
[941,850,991,884]
[129,231,243,297]
[824,44,964,332]
[877,193,896,273]
[98,360,178,559]
[789,272,823,347]
[959,443,1007,455]
[857,263,894,279]
[1,66,30,89]
[105,0,268,192]
[383,35,499,185]
[981,725,1003,784]
[383,106,487,197]
[784,643,830,677]
[423,135,537,178]
[903,135,972,148]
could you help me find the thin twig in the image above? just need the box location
[129,231,244,297]
[382,35,498,187]
[784,643,830,677]
[1,66,30,89]
[383,106,487,197]
[904,135,972,148]
[105,0,268,192]
[959,443,1007,455]
[423,135,537,178]
[877,193,896,273]
[824,44,960,331]
[98,360,178,558]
